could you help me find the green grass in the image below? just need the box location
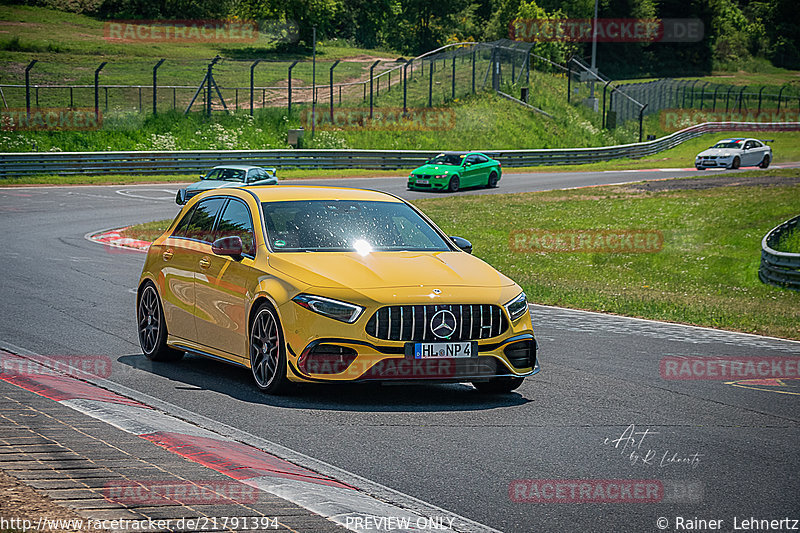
[776,227,800,253]
[118,170,800,340]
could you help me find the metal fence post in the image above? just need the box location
[699,81,709,110]
[689,80,699,108]
[288,60,298,114]
[250,59,261,116]
[738,85,746,112]
[725,85,733,112]
[602,80,612,128]
[712,85,720,111]
[403,60,409,114]
[638,104,648,142]
[567,59,572,104]
[472,49,476,94]
[777,85,786,112]
[369,60,379,118]
[25,60,37,120]
[94,62,107,122]
[152,58,165,115]
[428,59,433,107]
[757,86,765,114]
[329,60,340,122]
[451,55,456,100]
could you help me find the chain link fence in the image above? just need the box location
[3,41,798,138]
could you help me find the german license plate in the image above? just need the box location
[414,342,473,359]
[415,179,430,185]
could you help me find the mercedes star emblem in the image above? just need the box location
[430,309,457,339]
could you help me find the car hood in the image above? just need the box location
[697,148,742,157]
[412,164,459,175]
[268,251,516,290]
[187,180,243,191]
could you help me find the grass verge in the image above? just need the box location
[119,169,800,340]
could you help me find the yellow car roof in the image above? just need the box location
[245,185,403,203]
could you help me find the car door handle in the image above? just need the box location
[199,257,211,269]
[162,249,173,261]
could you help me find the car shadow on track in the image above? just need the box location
[118,353,530,412]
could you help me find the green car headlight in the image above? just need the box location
[504,292,529,321]
[293,294,364,323]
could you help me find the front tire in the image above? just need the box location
[137,282,184,362]
[760,155,770,168]
[472,377,524,393]
[486,171,499,188]
[249,303,291,394]
[447,176,460,193]
[730,156,740,169]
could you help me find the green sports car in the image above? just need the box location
[408,152,502,192]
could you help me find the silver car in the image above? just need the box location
[695,138,772,170]
[176,165,278,204]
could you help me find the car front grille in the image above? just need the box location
[366,304,508,342]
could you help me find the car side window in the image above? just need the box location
[255,169,267,181]
[475,154,489,163]
[465,155,478,165]
[172,205,197,238]
[181,198,226,243]
[215,199,256,256]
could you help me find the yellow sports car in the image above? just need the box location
[136,186,538,394]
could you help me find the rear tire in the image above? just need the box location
[137,282,184,362]
[249,303,292,394]
[472,377,524,393]
[486,172,499,188]
[447,176,460,193]
[760,155,770,168]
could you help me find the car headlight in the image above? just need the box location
[504,292,529,321]
[721,153,731,158]
[433,174,447,179]
[292,294,364,323]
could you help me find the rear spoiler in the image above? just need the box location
[760,139,775,143]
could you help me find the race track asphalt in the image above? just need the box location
[0,167,797,532]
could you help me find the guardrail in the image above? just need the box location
[759,215,800,291]
[1,121,798,178]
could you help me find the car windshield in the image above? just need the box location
[711,141,743,149]
[428,154,464,166]
[204,168,246,182]
[261,200,452,252]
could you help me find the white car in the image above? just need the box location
[695,138,772,170]
[176,165,278,204]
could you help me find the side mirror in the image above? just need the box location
[175,189,188,205]
[450,236,473,254]
[212,236,243,257]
